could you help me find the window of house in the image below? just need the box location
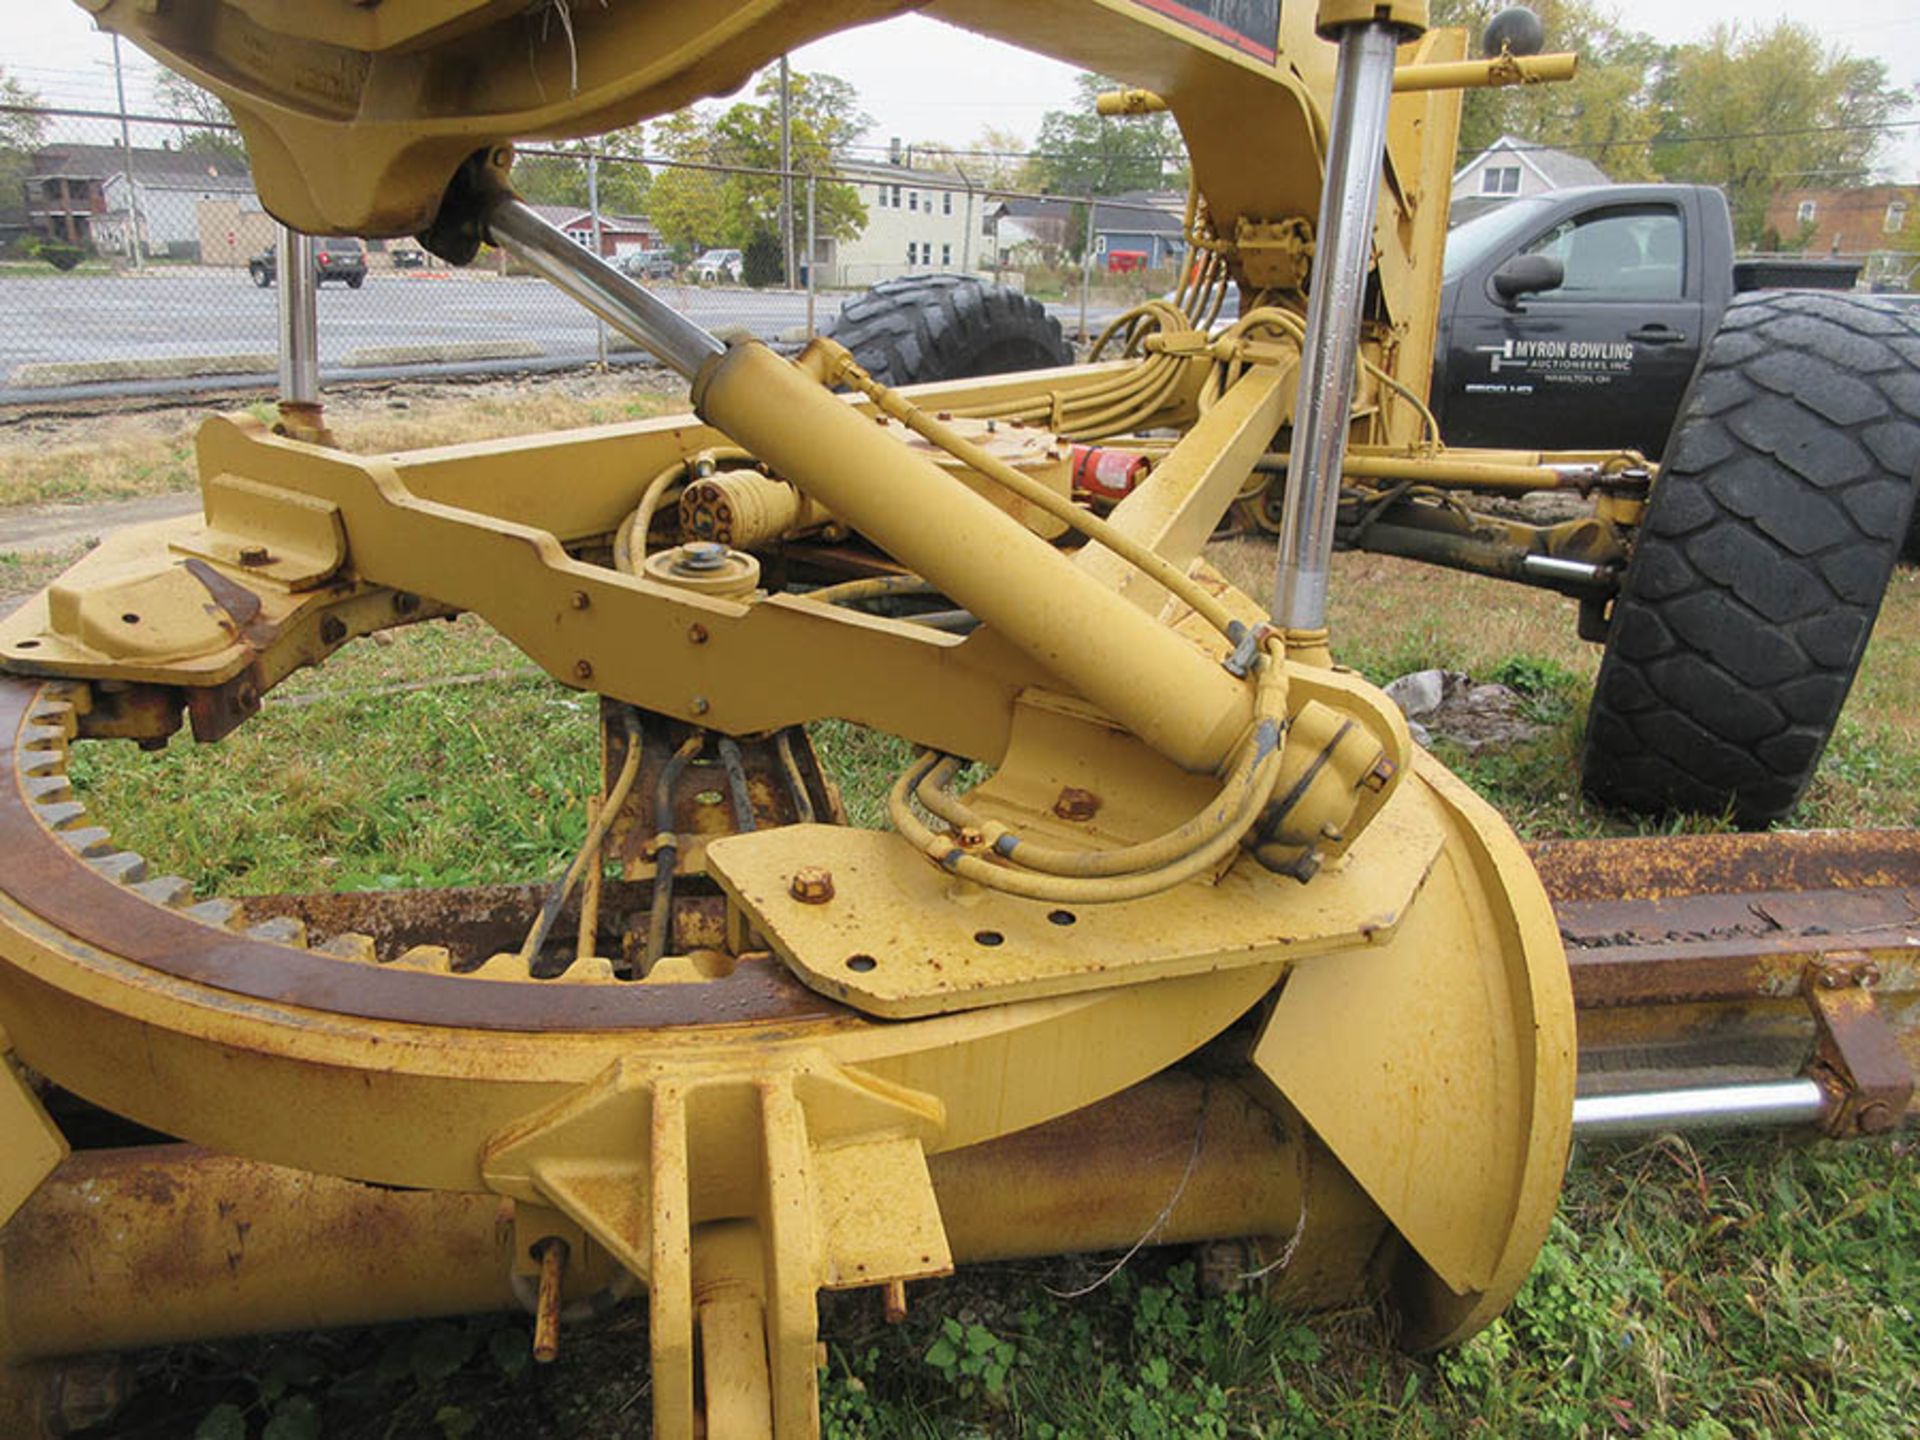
[907,241,918,265]
[1095,234,1108,254]
[942,243,952,266]
[1798,199,1818,225]
[909,190,918,211]
[942,192,953,215]
[1481,165,1521,196]
[1888,201,1908,235]
[891,184,902,208]
[875,186,888,209]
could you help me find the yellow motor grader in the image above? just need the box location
[2,2,1917,1436]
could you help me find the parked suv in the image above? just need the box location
[621,250,678,280]
[689,248,743,284]
[248,237,368,289]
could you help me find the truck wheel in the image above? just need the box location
[1582,291,1920,825]
[824,274,1073,387]
[250,265,270,288]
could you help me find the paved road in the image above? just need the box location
[0,269,1124,397]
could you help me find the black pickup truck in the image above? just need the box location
[1430,184,1860,458]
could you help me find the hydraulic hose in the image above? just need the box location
[517,706,644,964]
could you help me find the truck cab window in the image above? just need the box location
[1519,207,1685,301]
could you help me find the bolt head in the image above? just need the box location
[1052,786,1100,822]
[790,867,835,903]
[688,623,710,645]
[570,590,591,610]
[574,660,594,680]
[238,545,272,567]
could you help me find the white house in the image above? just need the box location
[1450,134,1609,226]
[824,159,982,287]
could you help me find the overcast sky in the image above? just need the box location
[9,2,1919,180]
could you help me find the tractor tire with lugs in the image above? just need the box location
[824,273,1074,387]
[1582,291,1920,825]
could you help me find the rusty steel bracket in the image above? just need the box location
[1803,953,1914,1137]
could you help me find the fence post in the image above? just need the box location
[805,172,818,339]
[588,149,608,368]
[1080,196,1096,343]
[110,36,144,269]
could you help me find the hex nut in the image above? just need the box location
[790,867,835,904]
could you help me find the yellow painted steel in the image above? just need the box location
[0,3,1595,1436]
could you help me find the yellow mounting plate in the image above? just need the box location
[707,787,1446,1019]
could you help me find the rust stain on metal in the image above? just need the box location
[1052,787,1100,822]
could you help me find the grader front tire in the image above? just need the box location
[1581,292,1920,825]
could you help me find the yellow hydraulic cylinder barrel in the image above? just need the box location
[693,341,1254,773]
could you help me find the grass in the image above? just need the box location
[14,437,1918,1436]
[0,381,682,509]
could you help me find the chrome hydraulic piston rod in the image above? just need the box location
[1272,8,1413,631]
[1571,1080,1829,1138]
[274,223,318,406]
[484,195,726,381]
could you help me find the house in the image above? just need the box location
[1450,135,1609,225]
[825,158,981,287]
[1090,191,1187,270]
[986,196,1075,265]
[520,204,659,258]
[24,142,253,258]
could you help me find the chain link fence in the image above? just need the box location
[1,105,1191,403]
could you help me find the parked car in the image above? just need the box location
[247,237,368,289]
[388,244,429,269]
[620,250,678,280]
[688,248,743,284]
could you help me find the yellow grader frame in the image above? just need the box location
[0,2,1913,1435]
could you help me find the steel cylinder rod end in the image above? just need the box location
[531,1237,569,1363]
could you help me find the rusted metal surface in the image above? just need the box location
[1529,829,1920,903]
[1528,832,1920,1112]
[0,677,844,1031]
[1805,954,1915,1137]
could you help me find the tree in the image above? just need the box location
[0,67,47,241]
[648,69,869,273]
[514,125,650,214]
[153,69,246,162]
[1431,1,1664,182]
[1029,73,1186,197]
[1652,21,1911,246]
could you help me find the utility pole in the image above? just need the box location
[588,148,607,367]
[778,56,795,289]
[805,172,817,338]
[109,34,144,269]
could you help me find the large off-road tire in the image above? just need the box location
[824,274,1073,387]
[1582,291,1920,825]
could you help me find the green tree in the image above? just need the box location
[0,67,48,240]
[513,125,650,214]
[153,69,246,162]
[1431,1,1664,182]
[1030,73,1185,196]
[1652,21,1911,246]
[648,69,869,272]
